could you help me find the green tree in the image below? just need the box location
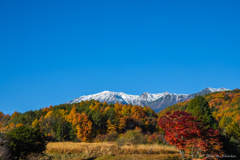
[187,95,217,129]
[91,110,106,136]
[56,122,63,142]
[69,125,75,141]
[7,126,46,160]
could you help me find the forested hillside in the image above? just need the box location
[158,88,240,155]
[1,89,240,159]
[158,89,240,139]
[3,89,240,144]
[4,101,159,142]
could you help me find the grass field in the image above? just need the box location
[38,142,185,160]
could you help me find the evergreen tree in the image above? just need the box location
[187,95,217,129]
[56,123,62,142]
[69,126,75,141]
[91,110,104,136]
[7,126,46,160]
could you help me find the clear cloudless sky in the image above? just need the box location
[0,0,239,114]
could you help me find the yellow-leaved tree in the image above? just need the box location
[65,106,78,125]
[107,119,117,133]
[10,111,19,120]
[121,104,131,116]
[32,118,40,129]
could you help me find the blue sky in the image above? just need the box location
[0,0,239,114]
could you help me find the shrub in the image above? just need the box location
[93,132,118,142]
[147,133,164,144]
[116,129,147,146]
[105,132,118,141]
[94,134,107,142]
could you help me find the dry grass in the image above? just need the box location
[121,144,178,154]
[46,142,118,154]
[95,154,183,160]
[45,142,182,160]
[46,142,178,154]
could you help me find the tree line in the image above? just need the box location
[4,100,159,143]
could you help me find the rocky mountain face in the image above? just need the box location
[66,87,230,112]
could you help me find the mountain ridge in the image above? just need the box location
[66,87,230,112]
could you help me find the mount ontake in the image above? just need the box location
[66,87,230,112]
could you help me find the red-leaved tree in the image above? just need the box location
[158,111,223,159]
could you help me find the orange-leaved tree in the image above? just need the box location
[75,113,92,142]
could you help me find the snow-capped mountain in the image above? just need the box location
[66,87,230,112]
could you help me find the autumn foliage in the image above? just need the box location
[4,100,159,143]
[158,111,223,159]
[2,89,240,158]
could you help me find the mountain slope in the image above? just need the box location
[158,89,240,141]
[66,87,230,112]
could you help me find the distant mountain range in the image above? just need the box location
[66,87,230,112]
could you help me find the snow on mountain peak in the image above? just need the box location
[66,87,231,112]
[206,87,230,92]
